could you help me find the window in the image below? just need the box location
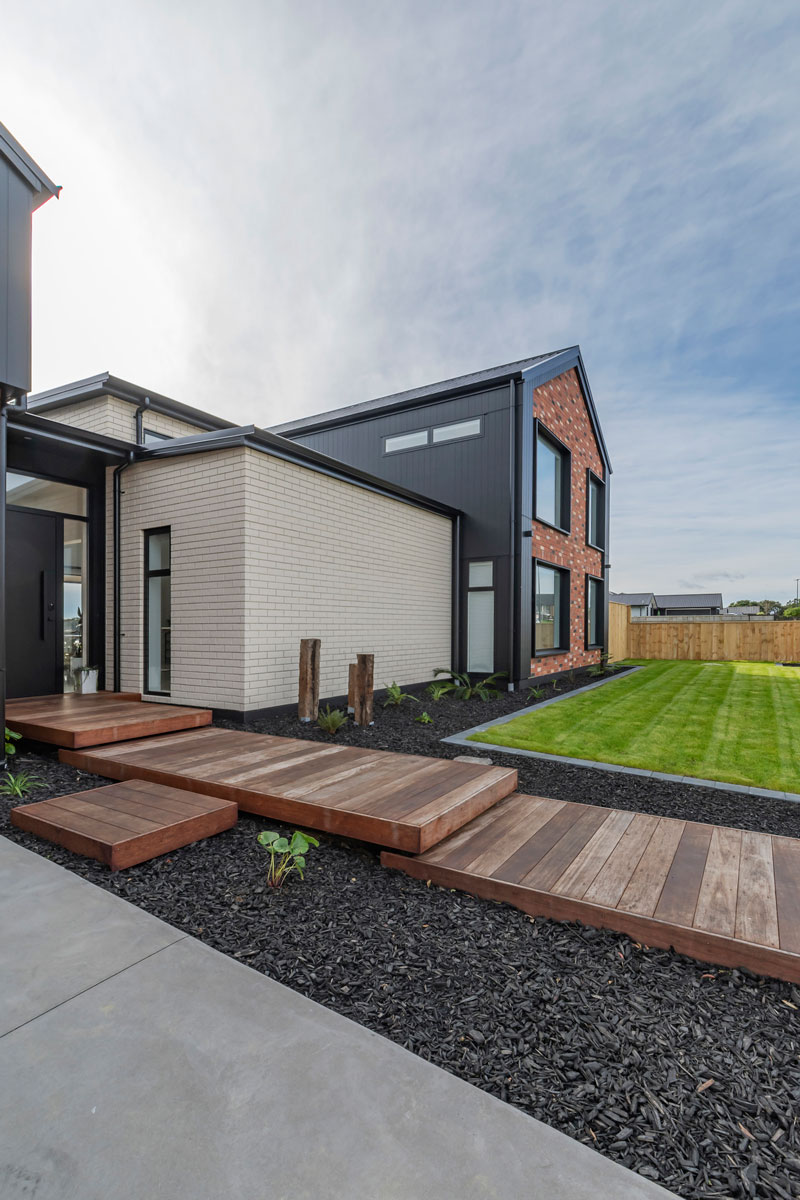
[143,429,172,446]
[432,417,481,444]
[535,426,570,532]
[535,562,569,654]
[384,429,429,454]
[586,575,604,648]
[7,472,87,517]
[144,528,171,694]
[466,561,494,672]
[587,471,605,549]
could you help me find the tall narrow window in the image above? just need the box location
[535,427,571,531]
[586,575,604,649]
[466,560,494,673]
[144,528,171,694]
[535,562,569,653]
[587,471,605,549]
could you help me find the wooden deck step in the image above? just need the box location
[7,692,213,748]
[59,728,519,853]
[381,793,800,985]
[10,780,237,870]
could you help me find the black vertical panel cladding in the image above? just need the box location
[291,385,515,676]
[0,164,34,394]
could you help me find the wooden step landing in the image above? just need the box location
[11,780,237,870]
[7,692,213,748]
[60,728,518,852]
[381,793,800,985]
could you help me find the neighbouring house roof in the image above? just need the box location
[269,346,612,473]
[609,592,656,607]
[654,593,723,609]
[28,373,236,432]
[0,121,61,209]
[722,605,761,615]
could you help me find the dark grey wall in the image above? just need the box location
[0,162,34,394]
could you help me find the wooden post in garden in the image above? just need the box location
[347,663,356,713]
[298,638,321,722]
[353,653,374,727]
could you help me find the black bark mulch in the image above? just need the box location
[2,672,799,1199]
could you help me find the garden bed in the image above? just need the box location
[2,674,800,1199]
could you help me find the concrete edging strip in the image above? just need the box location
[442,666,800,804]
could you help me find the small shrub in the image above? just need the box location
[433,668,507,701]
[257,829,319,888]
[550,678,561,693]
[567,669,577,684]
[784,605,800,619]
[317,705,348,735]
[415,711,434,725]
[526,685,545,702]
[0,770,42,799]
[383,682,418,707]
[425,681,454,702]
[587,663,606,678]
[5,728,21,758]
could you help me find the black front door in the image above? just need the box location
[7,509,61,698]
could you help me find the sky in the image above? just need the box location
[3,0,799,603]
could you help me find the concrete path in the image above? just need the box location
[0,837,679,1200]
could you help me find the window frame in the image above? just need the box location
[465,558,495,673]
[143,428,172,447]
[585,573,605,650]
[534,421,572,535]
[431,416,483,446]
[143,526,172,697]
[585,468,606,551]
[533,558,571,657]
[383,428,430,456]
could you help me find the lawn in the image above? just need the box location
[468,660,800,793]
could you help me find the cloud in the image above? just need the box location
[1,0,799,598]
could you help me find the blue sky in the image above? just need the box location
[3,0,799,601]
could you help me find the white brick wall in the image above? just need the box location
[42,396,212,442]
[108,446,453,712]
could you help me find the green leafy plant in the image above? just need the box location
[784,605,800,619]
[587,662,607,678]
[425,681,455,702]
[526,686,546,701]
[317,705,348,735]
[382,682,418,707]
[0,770,42,799]
[550,678,562,693]
[433,668,507,701]
[257,829,320,888]
[415,711,434,725]
[5,728,21,757]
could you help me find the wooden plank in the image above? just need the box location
[693,826,742,938]
[520,807,611,891]
[617,818,685,916]
[582,813,659,907]
[298,638,321,722]
[461,797,565,876]
[772,836,800,953]
[491,803,589,884]
[422,794,554,871]
[654,823,713,927]
[736,831,780,948]
[6,692,212,748]
[551,809,635,899]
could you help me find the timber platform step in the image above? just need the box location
[60,728,519,853]
[381,794,800,985]
[10,780,237,870]
[6,693,213,748]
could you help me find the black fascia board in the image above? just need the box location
[521,348,612,476]
[28,373,235,432]
[7,408,132,460]
[140,425,461,520]
[0,121,61,208]
[269,349,576,437]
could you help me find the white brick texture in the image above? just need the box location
[44,396,212,442]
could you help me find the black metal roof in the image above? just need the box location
[655,593,723,609]
[270,349,573,435]
[0,121,60,209]
[28,372,236,432]
[609,592,656,607]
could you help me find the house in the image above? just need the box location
[609,591,656,617]
[2,127,613,719]
[653,593,723,616]
[272,348,612,684]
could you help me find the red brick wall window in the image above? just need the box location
[535,423,571,533]
[586,471,605,550]
[586,574,604,649]
[534,561,570,654]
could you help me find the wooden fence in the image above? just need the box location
[608,601,800,663]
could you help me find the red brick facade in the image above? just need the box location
[530,368,605,676]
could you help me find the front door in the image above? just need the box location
[7,509,61,697]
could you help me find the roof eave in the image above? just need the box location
[0,121,60,209]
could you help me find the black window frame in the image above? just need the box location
[585,573,604,650]
[586,469,605,551]
[431,416,484,446]
[533,558,571,657]
[383,427,430,456]
[143,526,171,697]
[534,420,572,535]
[143,428,172,447]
